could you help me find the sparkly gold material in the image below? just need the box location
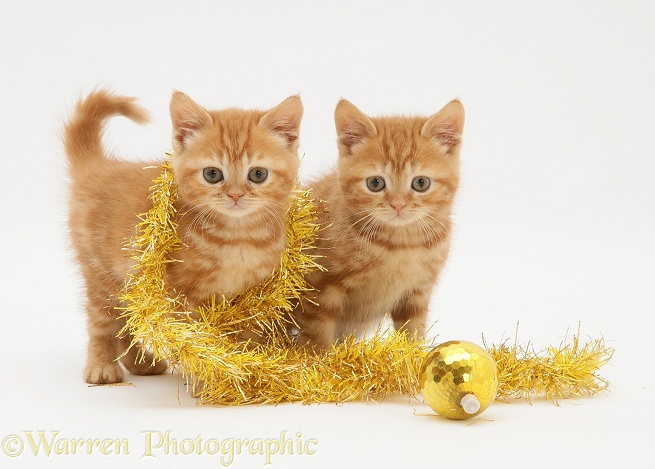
[116,159,613,405]
[116,159,432,404]
[420,341,498,419]
[485,325,613,402]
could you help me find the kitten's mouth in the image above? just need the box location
[226,203,248,214]
[385,211,415,226]
[216,201,253,217]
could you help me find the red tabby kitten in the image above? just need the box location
[296,98,464,350]
[66,89,303,384]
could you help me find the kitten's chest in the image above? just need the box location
[214,244,274,292]
[343,245,438,309]
[378,248,432,285]
[170,233,283,303]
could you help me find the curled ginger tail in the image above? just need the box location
[64,89,150,174]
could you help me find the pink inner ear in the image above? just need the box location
[174,119,204,145]
[340,130,364,152]
[339,122,373,154]
[270,122,298,144]
[432,126,461,153]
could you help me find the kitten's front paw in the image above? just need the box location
[127,358,169,376]
[121,350,169,376]
[297,332,331,354]
[149,359,169,375]
[85,363,124,384]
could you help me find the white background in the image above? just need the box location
[1,1,654,467]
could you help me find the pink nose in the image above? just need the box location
[229,193,243,203]
[391,202,406,213]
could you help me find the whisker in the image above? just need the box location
[337,211,374,242]
[260,206,284,233]
[421,212,449,233]
[357,216,382,256]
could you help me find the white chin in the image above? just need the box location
[220,205,253,217]
[385,216,414,227]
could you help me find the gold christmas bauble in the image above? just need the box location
[419,340,498,420]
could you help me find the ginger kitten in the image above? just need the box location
[66,89,303,384]
[296,98,464,350]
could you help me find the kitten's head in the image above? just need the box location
[170,92,303,220]
[334,99,464,230]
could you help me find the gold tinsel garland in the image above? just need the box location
[117,160,613,405]
[486,325,613,402]
[117,160,429,404]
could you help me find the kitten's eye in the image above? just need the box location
[411,176,431,192]
[366,176,386,192]
[248,167,269,184]
[203,167,223,184]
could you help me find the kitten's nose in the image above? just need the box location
[391,201,406,214]
[229,193,244,203]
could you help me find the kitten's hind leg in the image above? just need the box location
[118,334,168,376]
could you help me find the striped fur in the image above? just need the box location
[66,89,302,383]
[296,98,464,350]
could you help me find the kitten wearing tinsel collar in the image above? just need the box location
[65,89,303,384]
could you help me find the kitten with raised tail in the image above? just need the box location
[66,89,303,384]
[296,98,464,350]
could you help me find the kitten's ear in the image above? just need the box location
[421,100,465,155]
[335,99,377,156]
[258,95,304,149]
[170,91,212,152]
